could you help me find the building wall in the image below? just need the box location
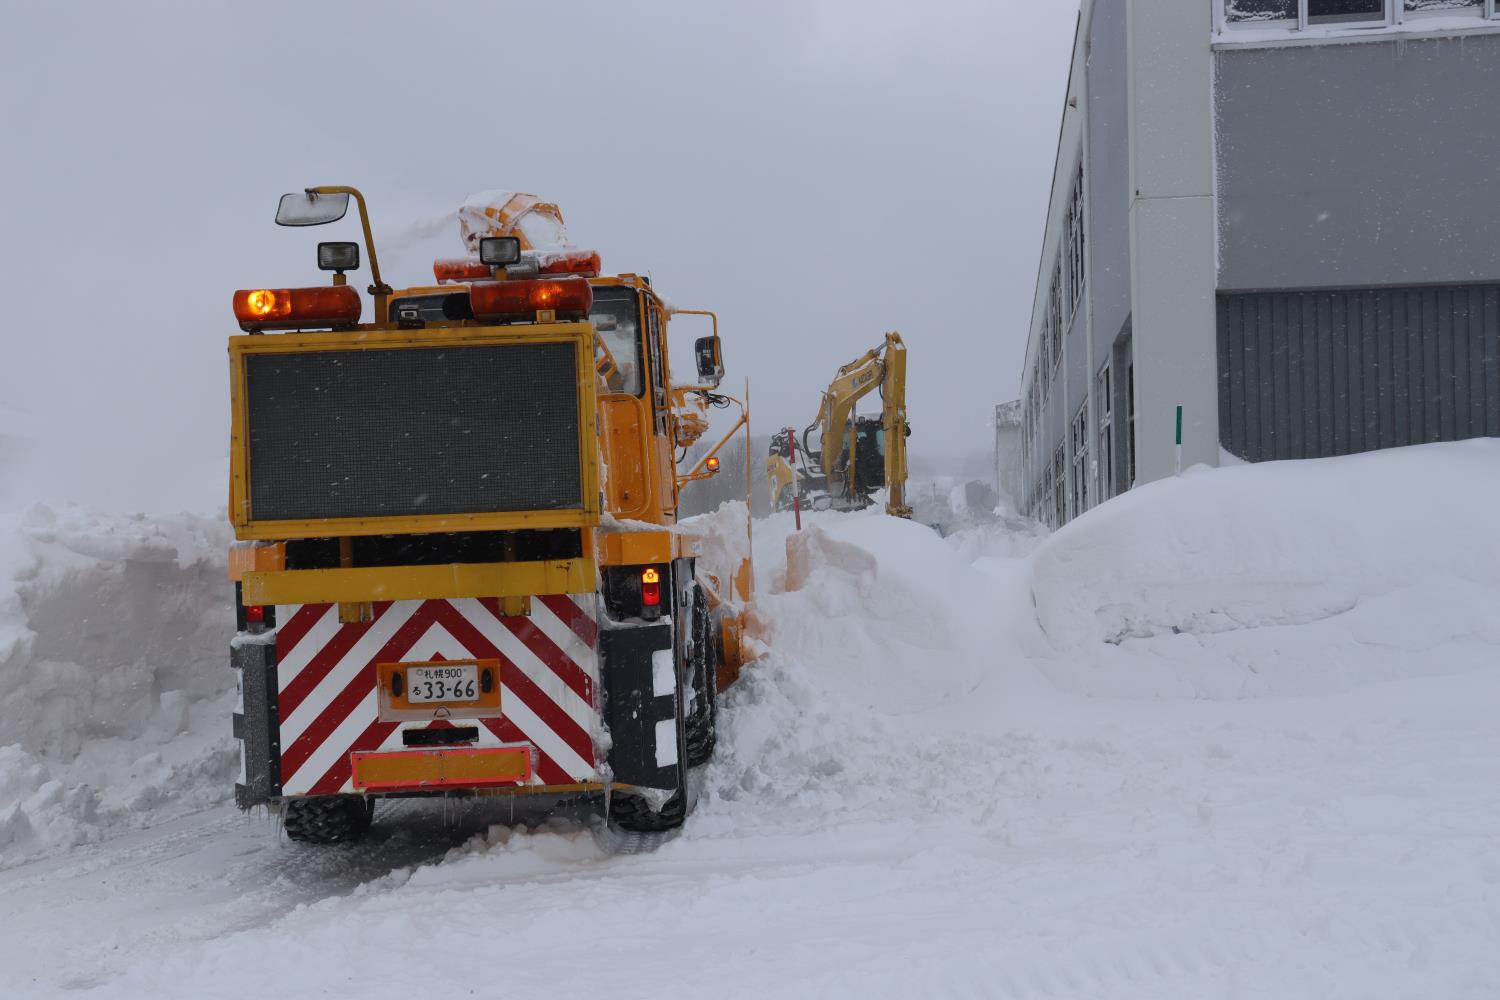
[1216,33,1500,292]
[1126,0,1220,480]
[1087,0,1133,498]
[1218,283,1500,461]
[1087,0,1132,367]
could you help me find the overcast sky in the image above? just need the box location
[0,1,1077,513]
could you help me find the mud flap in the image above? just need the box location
[231,638,281,809]
[599,621,681,792]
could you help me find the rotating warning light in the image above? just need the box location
[705,456,721,473]
[246,289,277,316]
[433,257,493,283]
[232,285,362,331]
[468,276,592,323]
[537,249,602,277]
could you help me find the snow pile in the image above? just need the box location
[679,500,753,606]
[7,444,1498,998]
[1028,440,1500,697]
[0,505,236,866]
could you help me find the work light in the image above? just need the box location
[317,241,360,272]
[479,236,522,266]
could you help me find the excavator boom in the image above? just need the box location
[770,332,910,518]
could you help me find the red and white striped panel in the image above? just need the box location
[274,595,601,795]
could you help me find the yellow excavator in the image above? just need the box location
[767,332,910,518]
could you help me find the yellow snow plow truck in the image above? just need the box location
[225,186,752,843]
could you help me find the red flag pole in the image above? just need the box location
[785,426,803,531]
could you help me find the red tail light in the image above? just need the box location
[469,276,592,323]
[433,257,493,283]
[537,249,601,277]
[232,285,362,331]
[641,567,662,608]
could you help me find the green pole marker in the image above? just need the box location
[1174,404,1184,476]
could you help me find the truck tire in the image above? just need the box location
[282,795,374,845]
[608,787,687,833]
[685,587,717,768]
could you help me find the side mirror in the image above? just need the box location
[276,191,351,227]
[694,335,724,387]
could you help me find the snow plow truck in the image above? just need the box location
[226,186,752,843]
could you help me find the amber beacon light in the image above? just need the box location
[232,285,363,331]
[468,276,592,323]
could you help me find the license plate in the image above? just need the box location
[406,664,479,704]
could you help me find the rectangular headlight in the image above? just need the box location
[317,241,360,271]
[479,236,521,266]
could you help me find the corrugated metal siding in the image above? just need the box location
[1218,285,1500,461]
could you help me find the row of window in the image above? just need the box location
[1222,0,1500,29]
[1019,162,1088,522]
[1020,360,1136,530]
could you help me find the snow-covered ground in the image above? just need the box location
[2,443,1498,998]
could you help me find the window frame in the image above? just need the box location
[1070,404,1090,520]
[1066,163,1086,316]
[1095,364,1113,504]
[1216,0,1499,31]
[589,286,648,399]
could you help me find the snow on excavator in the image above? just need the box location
[767,332,911,519]
[226,187,754,843]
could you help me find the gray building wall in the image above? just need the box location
[1127,0,1220,480]
[1087,0,1132,368]
[1217,33,1500,292]
[1218,284,1500,461]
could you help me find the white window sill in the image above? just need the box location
[1214,15,1500,49]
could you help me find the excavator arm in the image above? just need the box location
[802,332,910,518]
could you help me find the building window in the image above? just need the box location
[1070,406,1089,520]
[1126,362,1136,488]
[1066,164,1085,316]
[1039,325,1051,402]
[1225,0,1295,19]
[1405,0,1482,12]
[1223,0,1496,26]
[1308,0,1384,22]
[1095,365,1113,503]
[1049,266,1064,374]
[1052,444,1066,528]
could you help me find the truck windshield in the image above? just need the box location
[590,286,644,396]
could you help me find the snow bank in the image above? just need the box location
[1029,439,1500,697]
[9,445,1498,1000]
[0,505,235,866]
[678,500,752,607]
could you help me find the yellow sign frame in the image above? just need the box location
[228,323,600,540]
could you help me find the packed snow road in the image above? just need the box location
[3,443,1500,998]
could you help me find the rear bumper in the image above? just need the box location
[232,593,684,806]
[351,746,533,792]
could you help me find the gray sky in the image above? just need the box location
[0,1,1077,512]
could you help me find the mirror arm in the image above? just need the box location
[678,396,747,483]
[670,307,718,339]
[310,185,392,323]
[673,307,723,386]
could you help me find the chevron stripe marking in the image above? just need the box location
[539,594,597,647]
